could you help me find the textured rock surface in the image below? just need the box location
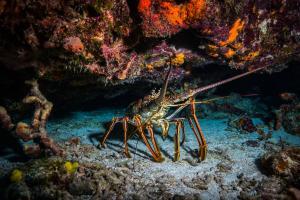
[260,147,300,186]
[0,0,299,85]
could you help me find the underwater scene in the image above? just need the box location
[0,0,300,199]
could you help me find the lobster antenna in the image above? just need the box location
[156,58,172,105]
[189,49,300,98]
[190,66,266,97]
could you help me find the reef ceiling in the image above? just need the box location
[0,0,299,93]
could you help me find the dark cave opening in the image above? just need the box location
[0,61,299,118]
[166,29,205,52]
[67,60,300,112]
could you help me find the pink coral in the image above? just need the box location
[100,40,137,80]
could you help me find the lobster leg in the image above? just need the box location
[160,119,170,139]
[174,120,181,161]
[188,118,202,148]
[100,117,121,147]
[169,118,185,161]
[180,120,186,146]
[145,124,162,157]
[100,117,132,158]
[122,117,131,158]
[188,98,207,161]
[134,115,164,162]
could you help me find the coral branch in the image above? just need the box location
[0,80,63,157]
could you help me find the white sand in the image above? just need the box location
[45,107,300,199]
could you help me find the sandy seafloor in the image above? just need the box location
[1,106,300,199]
[46,107,300,199]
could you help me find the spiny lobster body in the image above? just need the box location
[100,66,266,162]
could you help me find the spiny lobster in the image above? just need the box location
[100,64,266,162]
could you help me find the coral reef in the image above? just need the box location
[0,0,139,82]
[139,0,300,72]
[0,80,63,157]
[0,0,298,117]
[0,0,298,87]
[0,1,299,198]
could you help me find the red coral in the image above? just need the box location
[138,0,151,15]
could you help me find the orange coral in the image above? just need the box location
[184,0,206,23]
[139,0,206,28]
[220,19,245,46]
[160,2,185,26]
[205,18,257,62]
[171,53,185,66]
[224,49,236,58]
[159,0,206,27]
